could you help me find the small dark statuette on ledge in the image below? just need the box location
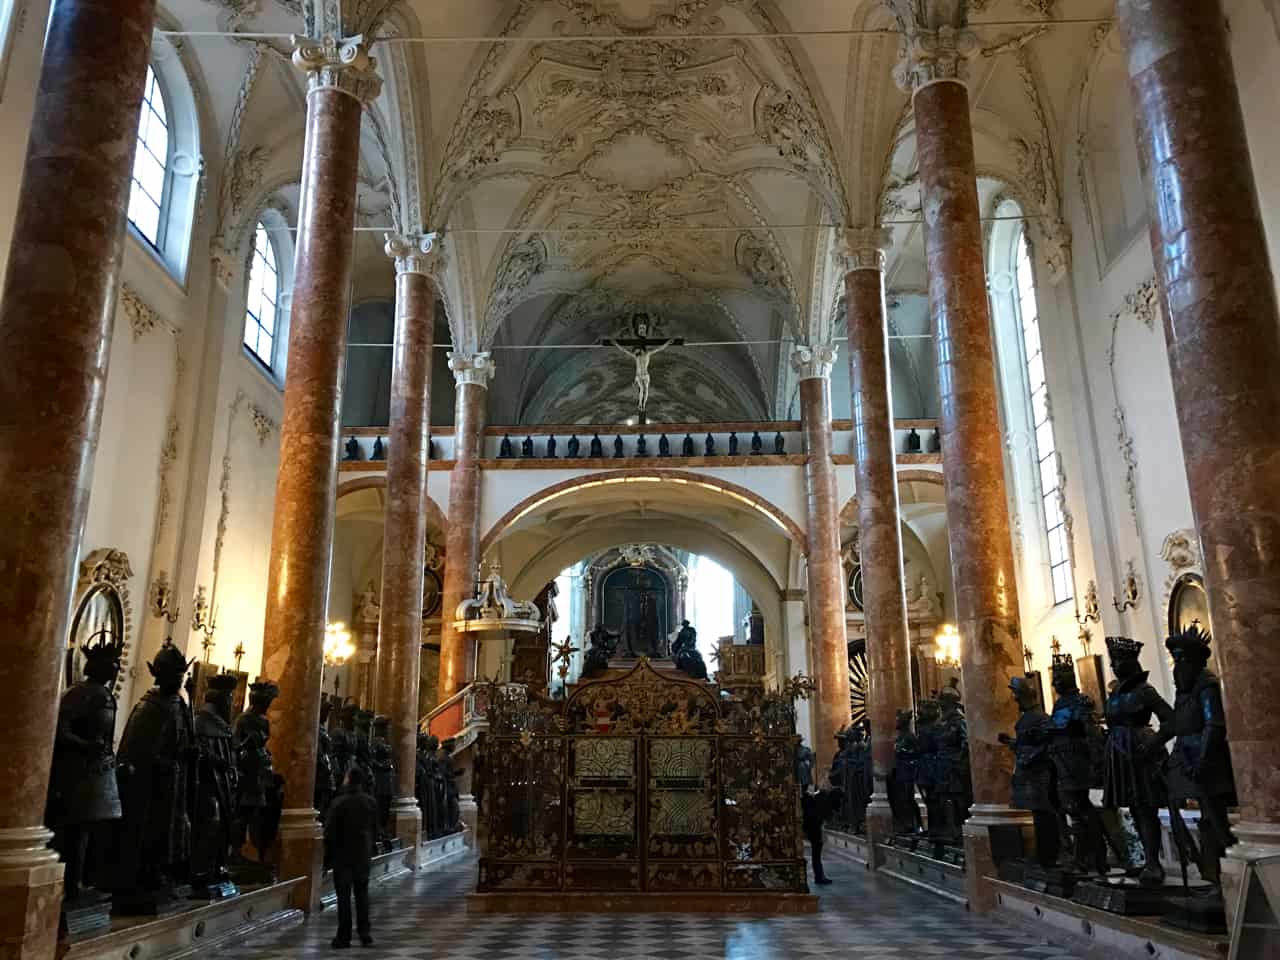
[750,431,763,455]
[728,432,739,455]
[521,436,534,458]
[428,440,438,460]
[906,428,921,453]
[658,434,670,457]
[929,428,941,453]
[546,435,557,458]
[566,435,580,458]
[371,436,386,460]
[774,432,786,454]
[682,434,695,456]
[704,433,715,455]
[499,435,513,459]
[344,437,362,461]
[613,435,624,458]
[590,434,603,457]
[635,434,648,457]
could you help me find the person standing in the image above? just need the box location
[325,768,378,948]
[801,779,842,886]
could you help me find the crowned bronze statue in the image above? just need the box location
[1102,636,1173,886]
[832,723,872,834]
[191,673,240,898]
[1165,625,1236,888]
[315,695,336,818]
[353,709,376,793]
[115,642,196,913]
[889,708,923,835]
[1000,676,1059,868]
[46,632,124,910]
[233,680,281,870]
[1047,653,1107,875]
[440,738,461,834]
[932,680,970,854]
[913,698,942,846]
[671,620,707,680]
[371,714,396,839]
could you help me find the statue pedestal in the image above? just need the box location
[0,826,64,959]
[391,799,422,869]
[63,893,112,939]
[277,810,324,914]
[1072,877,1192,915]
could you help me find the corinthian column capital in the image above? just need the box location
[791,343,839,381]
[886,1,977,93]
[291,34,382,102]
[448,351,496,387]
[837,227,894,273]
[384,232,443,276]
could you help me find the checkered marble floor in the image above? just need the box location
[210,854,1085,960]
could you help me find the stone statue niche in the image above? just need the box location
[232,680,282,883]
[46,631,124,929]
[114,642,196,915]
[191,673,240,899]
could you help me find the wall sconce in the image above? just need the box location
[190,585,217,660]
[1112,561,1141,614]
[934,623,961,668]
[324,621,355,697]
[150,571,180,624]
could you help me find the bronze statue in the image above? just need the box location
[567,435,580,458]
[750,431,763,455]
[234,680,281,866]
[682,434,695,456]
[671,620,707,680]
[590,434,603,457]
[582,624,618,678]
[191,673,240,897]
[1165,626,1236,887]
[1102,636,1173,886]
[932,680,971,852]
[521,436,534,458]
[371,715,396,838]
[353,709,376,794]
[913,698,942,845]
[1000,676,1059,867]
[1047,654,1107,875]
[344,436,362,461]
[499,435,513,458]
[331,701,357,789]
[440,738,460,834]
[315,696,336,818]
[46,632,124,906]
[889,708,922,835]
[115,642,195,912]
[415,734,441,839]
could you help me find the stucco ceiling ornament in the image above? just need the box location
[291,34,382,103]
[1160,529,1201,573]
[790,343,838,381]
[120,284,163,341]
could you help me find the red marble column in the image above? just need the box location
[0,0,157,948]
[1118,0,1280,893]
[375,234,439,862]
[900,26,1027,909]
[260,37,380,913]
[794,347,851,776]
[844,230,914,864]
[437,353,494,716]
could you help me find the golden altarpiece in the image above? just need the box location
[472,660,814,909]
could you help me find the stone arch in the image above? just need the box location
[336,475,448,535]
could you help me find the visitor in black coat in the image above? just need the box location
[325,768,379,948]
[801,782,843,886]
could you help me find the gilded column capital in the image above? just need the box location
[384,231,442,276]
[837,227,894,273]
[791,343,839,381]
[448,351,496,388]
[291,34,382,103]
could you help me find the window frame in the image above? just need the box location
[242,221,281,370]
[127,65,174,254]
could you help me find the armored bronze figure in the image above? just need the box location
[353,710,376,793]
[1165,625,1236,887]
[671,620,707,680]
[331,701,357,788]
[889,708,923,835]
[582,624,618,678]
[1000,676,1059,867]
[191,673,240,896]
[1047,654,1107,875]
[115,642,196,911]
[315,695,336,818]
[1102,636,1173,885]
[46,633,124,905]
[932,681,971,851]
[440,739,461,834]
[234,680,281,865]
[371,715,396,838]
[913,698,942,844]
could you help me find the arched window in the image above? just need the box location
[128,66,171,249]
[990,197,1072,609]
[243,222,280,367]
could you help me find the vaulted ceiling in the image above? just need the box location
[172,0,1116,424]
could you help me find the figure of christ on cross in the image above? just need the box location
[601,313,685,423]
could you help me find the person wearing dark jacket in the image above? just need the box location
[800,781,843,886]
[325,768,379,948]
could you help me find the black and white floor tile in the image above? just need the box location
[210,854,1085,960]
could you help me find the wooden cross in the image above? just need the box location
[599,313,685,425]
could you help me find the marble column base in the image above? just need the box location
[864,795,894,872]
[0,827,65,960]
[962,805,1033,913]
[1220,821,1280,933]
[391,799,423,870]
[277,810,323,914]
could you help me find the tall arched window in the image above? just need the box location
[243,223,280,367]
[1013,227,1071,605]
[127,66,171,249]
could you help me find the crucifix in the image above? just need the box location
[600,313,685,424]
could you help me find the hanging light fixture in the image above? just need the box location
[324,621,355,696]
[934,623,961,668]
